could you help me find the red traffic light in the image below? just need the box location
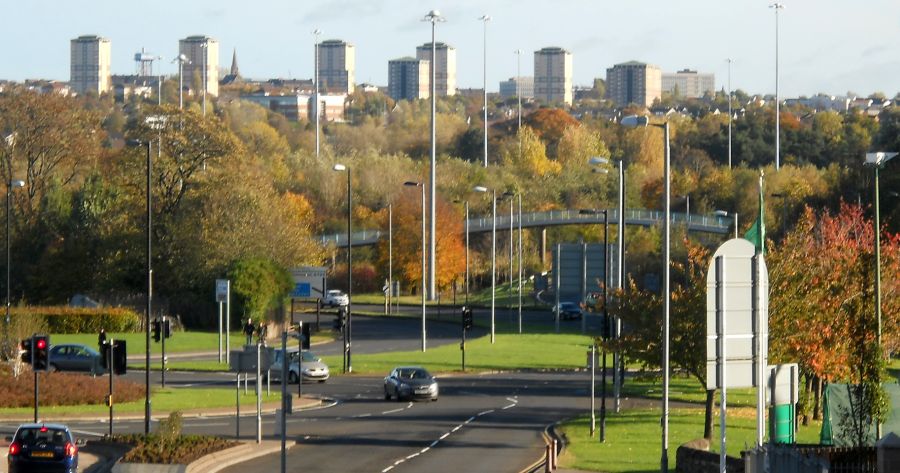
[36,339,47,350]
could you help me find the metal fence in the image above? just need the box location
[743,445,877,473]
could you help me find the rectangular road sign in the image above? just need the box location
[291,267,327,298]
[216,279,229,303]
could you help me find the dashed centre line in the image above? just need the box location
[380,396,518,473]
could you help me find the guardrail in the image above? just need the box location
[319,209,734,248]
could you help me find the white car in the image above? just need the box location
[323,289,349,307]
[268,348,330,384]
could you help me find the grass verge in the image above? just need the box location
[559,408,822,472]
[321,331,593,375]
[0,387,283,416]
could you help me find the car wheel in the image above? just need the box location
[318,380,326,384]
[288,371,299,384]
[384,389,391,401]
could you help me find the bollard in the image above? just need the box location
[545,444,552,472]
[552,439,558,469]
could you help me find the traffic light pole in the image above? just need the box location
[161,317,166,388]
[461,325,466,372]
[32,341,38,422]
[109,339,114,436]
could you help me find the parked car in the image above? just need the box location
[268,348,330,384]
[384,366,438,402]
[553,302,583,320]
[323,289,349,307]
[6,423,82,473]
[48,344,105,375]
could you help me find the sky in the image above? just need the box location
[3,0,899,97]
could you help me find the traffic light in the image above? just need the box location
[301,322,311,350]
[152,319,161,342]
[163,318,172,339]
[20,338,33,365]
[111,340,127,375]
[32,335,50,372]
[462,307,473,330]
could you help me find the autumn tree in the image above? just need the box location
[768,203,898,424]
[374,192,465,294]
[606,241,717,439]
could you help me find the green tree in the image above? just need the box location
[228,257,293,320]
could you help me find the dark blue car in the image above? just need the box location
[7,423,80,473]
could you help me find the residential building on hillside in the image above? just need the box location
[416,42,456,96]
[179,35,219,97]
[70,35,112,95]
[319,39,356,94]
[240,92,346,122]
[388,57,430,101]
[499,76,534,99]
[661,69,715,98]
[606,61,662,107]
[534,47,572,105]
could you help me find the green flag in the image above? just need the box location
[743,171,765,255]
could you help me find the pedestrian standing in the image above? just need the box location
[243,318,255,346]
[98,328,107,349]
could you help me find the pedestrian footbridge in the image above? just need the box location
[318,209,735,248]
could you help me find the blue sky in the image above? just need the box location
[4,0,899,97]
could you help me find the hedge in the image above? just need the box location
[10,306,142,334]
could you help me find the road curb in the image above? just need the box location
[0,396,334,424]
[185,439,293,473]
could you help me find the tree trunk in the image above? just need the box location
[802,374,813,425]
[704,389,715,440]
[813,376,822,421]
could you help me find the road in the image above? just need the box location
[14,371,594,473]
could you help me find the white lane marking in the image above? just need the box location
[439,432,450,440]
[419,447,430,454]
[70,429,105,437]
[352,413,372,418]
[451,425,461,432]
[382,467,394,472]
[186,422,229,427]
[429,440,439,448]
[465,416,475,423]
[381,408,405,414]
[406,402,413,408]
[405,452,420,460]
[477,409,494,416]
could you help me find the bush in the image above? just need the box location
[0,365,143,408]
[9,306,141,334]
[115,432,238,464]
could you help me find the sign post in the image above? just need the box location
[216,279,229,363]
[705,239,768,472]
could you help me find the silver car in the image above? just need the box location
[268,348,329,384]
[384,366,438,402]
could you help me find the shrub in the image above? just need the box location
[9,306,141,334]
[115,433,238,464]
[228,258,292,320]
[0,365,143,408]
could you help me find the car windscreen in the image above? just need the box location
[16,428,69,446]
[301,352,319,362]
[398,368,430,380]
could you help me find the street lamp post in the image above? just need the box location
[620,115,671,473]
[479,15,491,168]
[333,164,352,372]
[200,43,208,116]
[126,139,153,434]
[727,58,733,169]
[388,203,392,314]
[423,10,445,301]
[474,185,496,343]
[579,208,610,442]
[313,29,322,158]
[589,156,624,413]
[865,151,897,439]
[405,181,427,352]
[172,54,190,110]
[517,193,523,334]
[770,3,785,170]
[4,179,24,350]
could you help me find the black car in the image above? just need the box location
[384,366,439,402]
[7,423,81,473]
[554,302,583,320]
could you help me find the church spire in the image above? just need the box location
[230,48,240,77]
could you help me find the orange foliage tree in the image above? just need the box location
[374,192,465,295]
